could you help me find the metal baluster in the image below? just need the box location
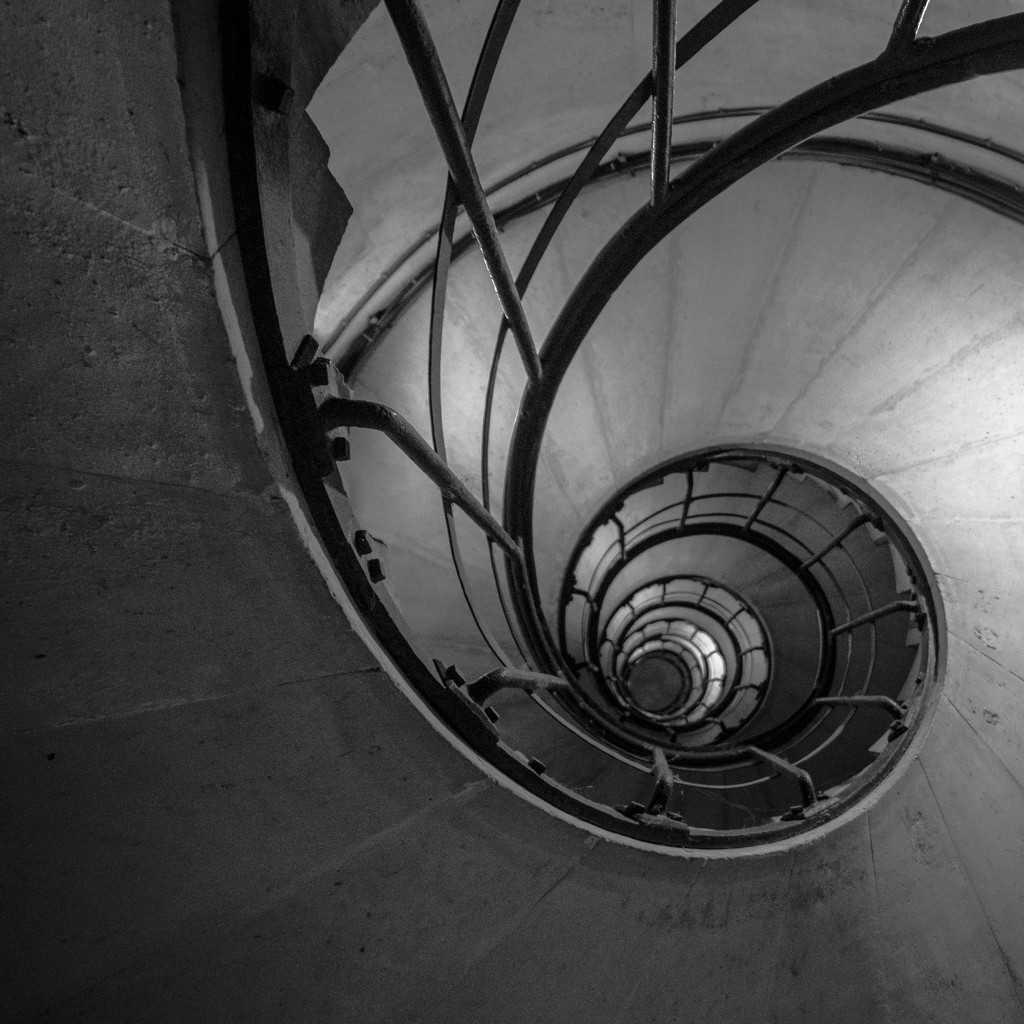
[887,0,931,55]
[383,0,542,384]
[829,599,919,637]
[651,0,678,205]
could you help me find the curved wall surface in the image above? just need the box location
[3,2,1024,1022]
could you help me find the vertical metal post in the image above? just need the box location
[647,747,674,815]
[678,469,694,527]
[651,0,678,206]
[746,746,817,808]
[612,513,627,559]
[743,465,787,531]
[887,0,931,54]
[463,668,570,705]
[813,695,906,719]
[799,513,871,571]
[383,0,542,384]
[828,599,919,636]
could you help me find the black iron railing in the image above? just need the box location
[546,448,925,823]
[228,0,1024,846]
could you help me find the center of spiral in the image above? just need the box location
[626,653,692,713]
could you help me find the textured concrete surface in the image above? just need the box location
[0,3,380,1018]
[4,1,1024,1022]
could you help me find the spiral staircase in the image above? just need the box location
[334,144,954,846]
[4,0,1024,1021]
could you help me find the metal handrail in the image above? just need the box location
[328,108,1024,364]
[224,0,976,842]
[424,0,525,670]
[887,0,931,56]
[326,118,1023,706]
[477,1,769,674]
[316,0,1002,833]
[650,0,678,206]
[500,14,1024,694]
[552,452,919,773]
[319,397,522,564]
[328,127,1024,680]
[745,745,818,809]
[384,0,541,384]
[572,491,865,637]
[830,600,921,637]
[463,668,571,706]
